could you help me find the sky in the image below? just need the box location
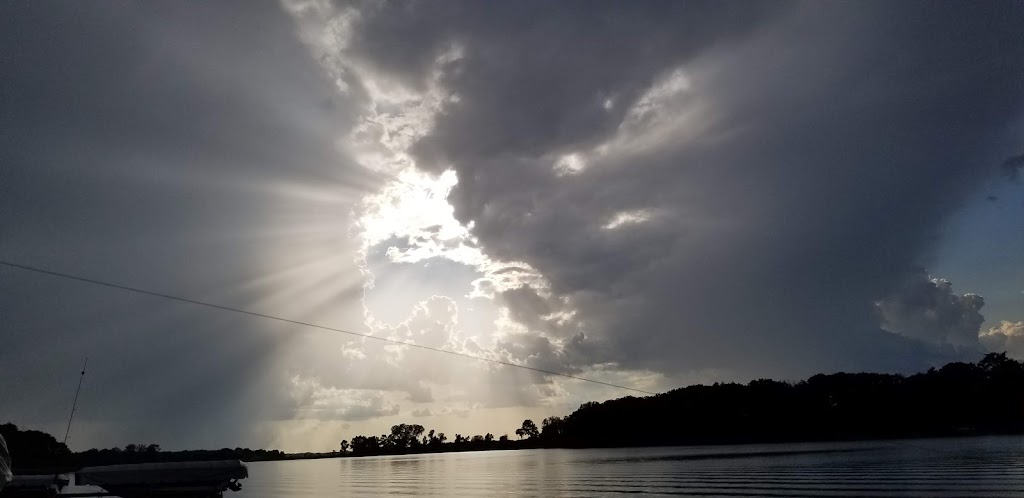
[1,0,1022,453]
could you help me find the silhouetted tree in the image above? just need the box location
[387,424,425,451]
[0,423,71,471]
[541,417,565,443]
[350,435,381,456]
[517,419,539,440]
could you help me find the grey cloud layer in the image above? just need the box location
[3,0,1023,450]
[340,1,1024,377]
[0,1,374,448]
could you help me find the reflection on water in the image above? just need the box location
[238,436,1024,497]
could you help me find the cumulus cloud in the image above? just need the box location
[378,295,460,349]
[289,377,400,421]
[411,406,472,419]
[877,269,985,350]
[286,288,582,422]
[980,321,1024,359]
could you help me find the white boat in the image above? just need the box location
[0,474,68,497]
[75,460,248,497]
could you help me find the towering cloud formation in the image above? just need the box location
[309,0,1024,378]
[877,270,986,351]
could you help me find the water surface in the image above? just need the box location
[238,436,1024,497]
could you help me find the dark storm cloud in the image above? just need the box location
[0,1,375,448]
[339,0,1024,378]
[4,0,1023,450]
[348,0,782,166]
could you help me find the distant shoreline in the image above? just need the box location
[4,353,1023,472]
[253,428,1024,462]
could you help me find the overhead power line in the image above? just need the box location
[0,260,657,396]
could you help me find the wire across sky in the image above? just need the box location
[0,260,658,396]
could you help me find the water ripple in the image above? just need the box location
[238,436,1024,497]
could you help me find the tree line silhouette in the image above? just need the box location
[546,352,1024,448]
[337,352,1024,455]
[0,423,286,473]
[339,420,548,457]
[4,353,1023,469]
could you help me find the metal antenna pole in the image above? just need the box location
[62,357,88,446]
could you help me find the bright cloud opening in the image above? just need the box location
[603,209,654,230]
[554,153,587,176]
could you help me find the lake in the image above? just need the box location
[236,435,1024,497]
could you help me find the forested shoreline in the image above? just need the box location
[5,352,1023,471]
[339,352,1024,455]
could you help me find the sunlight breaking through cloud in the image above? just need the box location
[554,153,586,176]
[271,3,766,439]
[603,209,655,230]
[278,0,620,429]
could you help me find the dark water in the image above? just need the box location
[237,436,1024,497]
